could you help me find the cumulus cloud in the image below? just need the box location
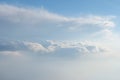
[0,4,116,40]
[0,40,108,57]
[47,40,108,53]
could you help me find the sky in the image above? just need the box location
[0,0,120,80]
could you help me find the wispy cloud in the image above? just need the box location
[0,4,116,40]
[0,4,115,28]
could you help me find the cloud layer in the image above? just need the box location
[0,40,108,57]
[0,3,119,80]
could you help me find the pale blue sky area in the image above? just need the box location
[0,0,120,16]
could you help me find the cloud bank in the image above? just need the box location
[0,40,108,57]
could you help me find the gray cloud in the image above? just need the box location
[0,40,108,57]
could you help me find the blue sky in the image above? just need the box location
[1,0,120,15]
[0,0,120,80]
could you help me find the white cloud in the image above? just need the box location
[0,4,116,40]
[24,42,47,52]
[47,40,108,53]
[0,4,68,26]
[66,16,115,30]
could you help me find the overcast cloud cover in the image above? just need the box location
[0,2,120,80]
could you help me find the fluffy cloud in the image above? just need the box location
[47,40,107,53]
[0,40,108,57]
[0,4,116,40]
